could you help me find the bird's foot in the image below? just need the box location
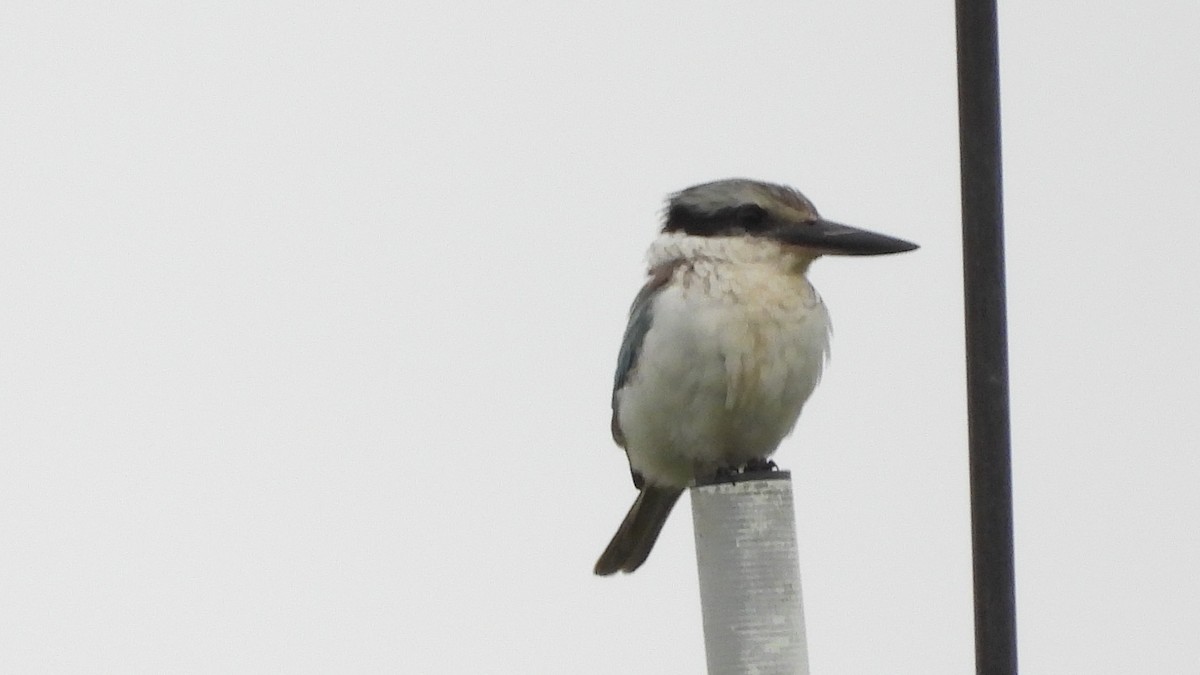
[703,459,779,484]
[712,465,740,482]
[743,458,778,473]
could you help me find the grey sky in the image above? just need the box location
[2,2,1198,673]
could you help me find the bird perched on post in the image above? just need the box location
[595,178,918,576]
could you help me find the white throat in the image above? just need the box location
[646,231,816,274]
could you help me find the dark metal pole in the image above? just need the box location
[955,0,1018,674]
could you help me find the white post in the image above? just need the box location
[691,471,809,675]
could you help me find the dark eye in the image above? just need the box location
[737,204,769,229]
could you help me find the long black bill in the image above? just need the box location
[771,218,919,255]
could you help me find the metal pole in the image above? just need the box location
[691,471,809,675]
[955,0,1018,673]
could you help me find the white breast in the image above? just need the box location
[616,249,832,488]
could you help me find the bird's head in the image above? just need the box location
[663,179,918,256]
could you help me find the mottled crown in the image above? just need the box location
[663,179,820,236]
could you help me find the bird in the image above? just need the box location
[595,178,918,576]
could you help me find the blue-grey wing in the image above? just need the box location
[610,262,680,489]
[611,285,658,404]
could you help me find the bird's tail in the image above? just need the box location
[594,485,683,576]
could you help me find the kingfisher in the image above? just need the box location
[595,178,918,576]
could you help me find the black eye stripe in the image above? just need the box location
[664,204,772,236]
[736,204,769,229]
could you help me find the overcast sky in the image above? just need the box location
[3,2,1198,673]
